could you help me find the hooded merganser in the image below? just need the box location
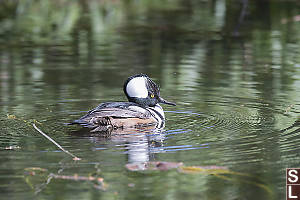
[72,74,176,132]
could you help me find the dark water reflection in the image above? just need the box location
[0,0,300,199]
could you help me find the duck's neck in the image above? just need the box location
[146,104,165,121]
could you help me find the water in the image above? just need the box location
[0,0,300,199]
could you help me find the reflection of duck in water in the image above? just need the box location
[71,74,176,133]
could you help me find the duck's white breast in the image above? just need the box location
[146,104,165,128]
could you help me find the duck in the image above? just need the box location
[72,74,176,132]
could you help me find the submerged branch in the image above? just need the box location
[32,123,81,161]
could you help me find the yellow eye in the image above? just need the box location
[150,94,154,98]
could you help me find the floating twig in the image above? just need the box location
[50,173,102,182]
[32,123,81,161]
[24,167,107,192]
[49,173,107,190]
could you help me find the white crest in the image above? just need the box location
[126,77,148,98]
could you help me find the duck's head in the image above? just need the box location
[123,74,176,107]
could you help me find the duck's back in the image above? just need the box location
[72,102,157,132]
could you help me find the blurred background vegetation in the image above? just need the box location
[0,0,299,118]
[0,0,298,42]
